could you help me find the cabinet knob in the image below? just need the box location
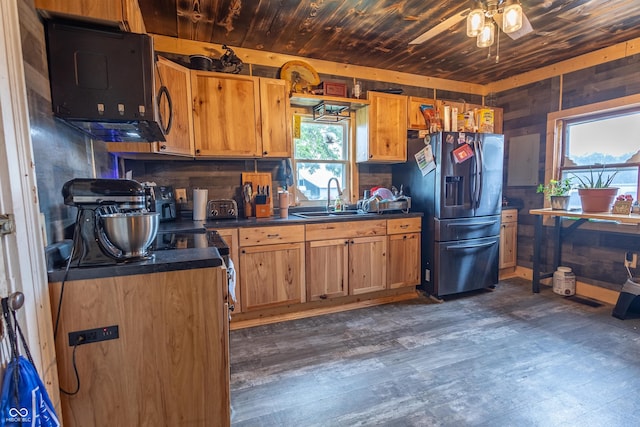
[159,144,167,150]
[196,149,201,155]
[263,151,268,155]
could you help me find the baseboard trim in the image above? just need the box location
[508,266,619,305]
[230,290,420,330]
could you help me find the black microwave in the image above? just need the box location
[45,21,169,143]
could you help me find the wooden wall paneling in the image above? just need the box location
[562,54,640,110]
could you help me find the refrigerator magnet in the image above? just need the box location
[452,143,474,163]
[415,145,436,176]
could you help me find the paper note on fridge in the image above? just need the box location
[415,144,435,176]
[452,143,474,164]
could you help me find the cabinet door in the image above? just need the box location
[239,242,305,311]
[154,57,195,156]
[306,239,349,301]
[349,235,387,295]
[387,233,421,288]
[191,71,262,157]
[356,91,407,163]
[499,221,518,268]
[260,78,292,157]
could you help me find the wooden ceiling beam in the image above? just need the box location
[151,34,487,96]
[153,34,640,97]
[486,37,640,94]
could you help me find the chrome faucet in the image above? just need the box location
[327,177,342,211]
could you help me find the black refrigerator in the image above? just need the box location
[392,132,504,297]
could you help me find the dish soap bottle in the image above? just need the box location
[334,194,344,212]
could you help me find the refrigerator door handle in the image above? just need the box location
[446,220,499,227]
[445,241,497,250]
[475,138,484,208]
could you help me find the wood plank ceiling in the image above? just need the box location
[138,0,640,85]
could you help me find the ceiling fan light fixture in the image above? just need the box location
[502,0,523,34]
[466,3,485,37]
[477,22,495,48]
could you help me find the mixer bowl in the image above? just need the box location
[100,212,159,257]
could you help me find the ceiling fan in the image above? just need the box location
[409,0,533,47]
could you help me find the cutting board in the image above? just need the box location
[242,172,273,216]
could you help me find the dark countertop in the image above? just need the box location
[160,211,423,232]
[51,211,421,283]
[48,247,224,283]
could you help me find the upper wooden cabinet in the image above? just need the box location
[356,91,408,163]
[259,78,292,158]
[35,0,146,33]
[191,72,292,158]
[155,57,194,156]
[191,71,262,158]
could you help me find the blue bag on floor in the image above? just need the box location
[0,356,60,426]
[0,294,60,427]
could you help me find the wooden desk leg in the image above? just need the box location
[553,216,562,271]
[532,214,542,293]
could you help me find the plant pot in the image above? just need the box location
[550,195,570,210]
[578,188,619,213]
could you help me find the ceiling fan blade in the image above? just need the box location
[494,11,534,40]
[409,8,470,45]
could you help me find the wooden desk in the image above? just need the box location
[529,208,640,293]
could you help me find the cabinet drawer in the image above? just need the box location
[239,225,304,246]
[501,209,518,223]
[305,220,386,241]
[387,217,421,234]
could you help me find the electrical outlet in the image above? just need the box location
[175,188,187,203]
[68,325,119,346]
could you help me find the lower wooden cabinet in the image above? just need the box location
[387,217,422,288]
[348,235,388,294]
[49,267,230,427]
[499,209,518,269]
[305,220,388,298]
[306,238,349,301]
[238,225,305,311]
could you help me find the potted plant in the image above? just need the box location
[572,166,619,213]
[537,178,573,210]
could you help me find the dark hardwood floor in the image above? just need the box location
[229,278,640,426]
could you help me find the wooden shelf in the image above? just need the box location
[289,93,369,109]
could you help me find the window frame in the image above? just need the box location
[544,93,640,231]
[291,111,358,208]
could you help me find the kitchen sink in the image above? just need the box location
[292,210,369,218]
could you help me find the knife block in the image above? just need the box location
[255,202,270,218]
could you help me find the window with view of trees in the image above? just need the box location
[560,110,640,210]
[294,117,350,204]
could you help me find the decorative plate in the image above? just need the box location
[279,60,320,94]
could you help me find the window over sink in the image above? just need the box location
[293,116,351,206]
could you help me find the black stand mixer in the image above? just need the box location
[62,178,159,266]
